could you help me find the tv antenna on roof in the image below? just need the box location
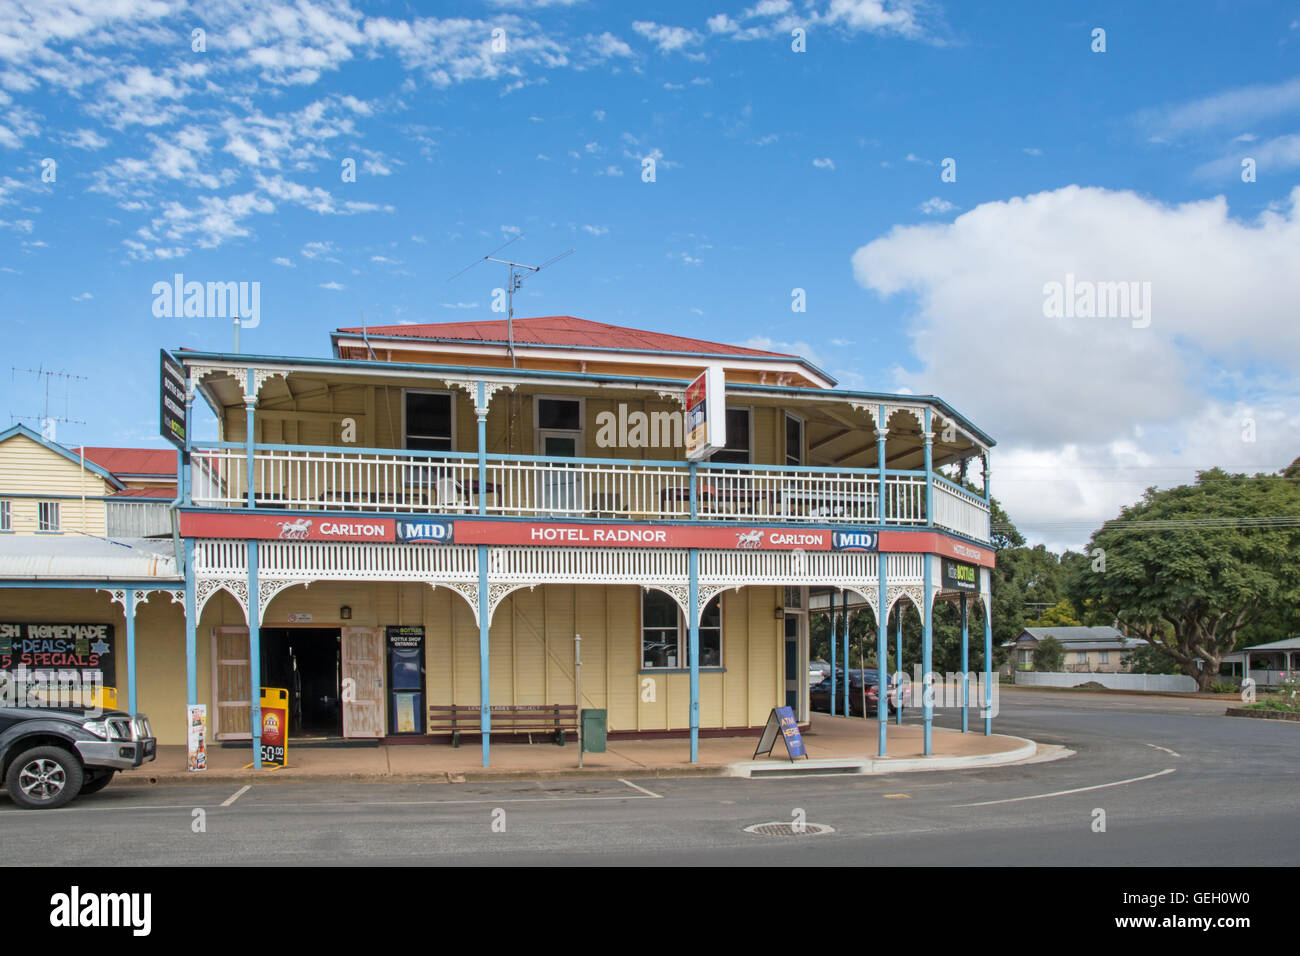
[447,235,575,368]
[9,366,87,442]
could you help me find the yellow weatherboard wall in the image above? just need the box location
[0,431,114,536]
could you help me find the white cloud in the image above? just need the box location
[272,256,294,267]
[71,292,92,301]
[64,128,109,150]
[1138,75,1300,139]
[587,32,633,59]
[852,184,1300,545]
[632,21,702,53]
[582,224,608,235]
[812,157,835,170]
[319,281,346,290]
[918,196,955,215]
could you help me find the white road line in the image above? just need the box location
[221,785,251,807]
[618,778,663,798]
[1144,743,1181,758]
[953,768,1176,807]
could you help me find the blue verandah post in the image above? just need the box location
[477,383,491,767]
[245,370,256,509]
[923,408,934,527]
[248,539,262,770]
[877,556,888,757]
[688,547,700,763]
[984,570,993,736]
[895,603,903,726]
[829,589,837,716]
[478,543,490,767]
[184,538,196,707]
[842,592,850,719]
[961,592,969,733]
[922,555,933,757]
[477,382,488,517]
[124,588,137,713]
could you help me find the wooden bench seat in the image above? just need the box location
[428,704,579,747]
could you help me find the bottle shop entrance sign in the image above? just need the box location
[684,365,726,460]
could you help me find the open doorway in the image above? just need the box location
[260,628,342,738]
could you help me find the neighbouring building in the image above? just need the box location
[2,315,1000,766]
[1221,637,1300,688]
[0,424,184,725]
[1001,625,1147,675]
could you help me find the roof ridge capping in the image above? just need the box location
[335,314,806,361]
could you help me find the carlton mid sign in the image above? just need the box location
[180,514,395,541]
[454,522,833,551]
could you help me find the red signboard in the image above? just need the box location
[877,531,995,568]
[180,513,395,542]
[453,521,832,551]
[179,510,994,566]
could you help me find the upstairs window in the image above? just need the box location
[0,500,10,532]
[38,501,60,533]
[710,407,751,465]
[404,391,454,451]
[785,413,804,466]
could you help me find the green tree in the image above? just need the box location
[1032,635,1065,671]
[1036,598,1082,627]
[1067,467,1300,690]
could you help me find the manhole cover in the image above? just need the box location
[743,821,835,837]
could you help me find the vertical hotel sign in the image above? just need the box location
[160,349,187,451]
[684,365,726,460]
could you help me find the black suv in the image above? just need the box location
[0,705,156,809]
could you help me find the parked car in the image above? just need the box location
[0,704,156,809]
[808,660,831,686]
[810,669,901,717]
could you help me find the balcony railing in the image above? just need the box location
[191,443,987,539]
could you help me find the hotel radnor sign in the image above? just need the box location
[179,514,1001,564]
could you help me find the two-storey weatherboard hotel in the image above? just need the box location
[0,315,996,767]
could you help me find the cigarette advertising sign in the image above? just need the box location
[684,365,726,460]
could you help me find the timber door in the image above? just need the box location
[212,627,251,740]
[341,626,385,738]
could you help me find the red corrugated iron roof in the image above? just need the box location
[73,447,177,477]
[110,486,176,499]
[336,315,798,359]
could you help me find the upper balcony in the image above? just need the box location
[183,375,993,543]
[176,318,994,543]
[188,442,990,541]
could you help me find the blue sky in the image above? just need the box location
[3,0,1300,547]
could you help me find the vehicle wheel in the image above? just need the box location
[4,746,84,810]
[79,770,116,795]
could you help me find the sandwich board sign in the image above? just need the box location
[753,705,808,762]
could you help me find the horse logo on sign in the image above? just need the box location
[735,529,763,550]
[277,518,313,540]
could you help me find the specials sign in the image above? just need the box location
[454,521,833,551]
[0,623,115,680]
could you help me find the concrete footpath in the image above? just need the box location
[124,715,1037,786]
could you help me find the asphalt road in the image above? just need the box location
[2,688,1296,866]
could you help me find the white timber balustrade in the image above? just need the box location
[188,443,992,542]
